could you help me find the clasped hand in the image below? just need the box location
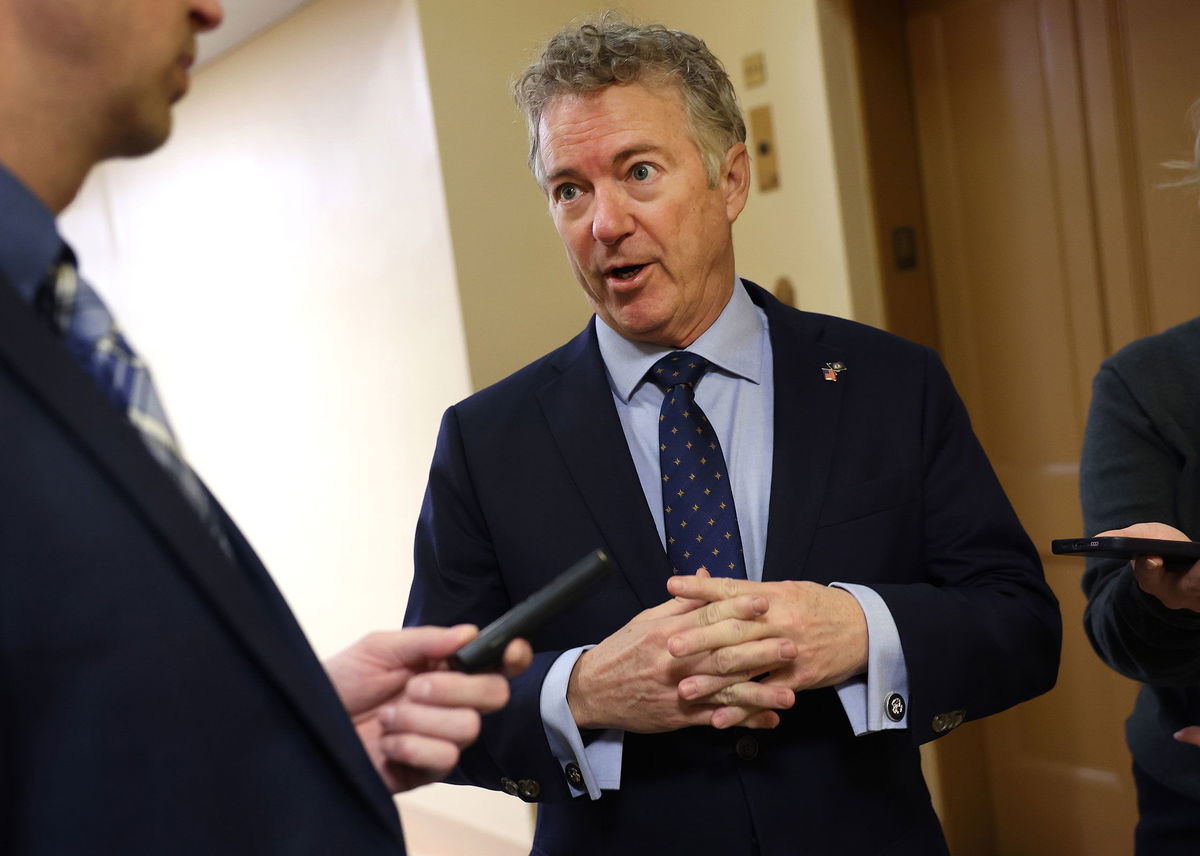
[568,574,868,733]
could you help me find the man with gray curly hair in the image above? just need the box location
[514,16,746,188]
[405,14,1060,856]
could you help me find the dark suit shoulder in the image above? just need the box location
[1094,316,1200,429]
[1102,315,1200,376]
[792,308,931,357]
[743,279,934,364]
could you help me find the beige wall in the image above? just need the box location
[415,1,589,391]
[418,0,875,390]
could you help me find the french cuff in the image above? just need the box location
[830,582,910,734]
[539,645,624,799]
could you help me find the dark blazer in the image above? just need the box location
[407,281,1060,856]
[0,280,406,854]
[1081,316,1200,801]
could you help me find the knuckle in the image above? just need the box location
[713,647,737,675]
[643,624,668,645]
[459,710,482,743]
[389,701,418,731]
[383,733,417,763]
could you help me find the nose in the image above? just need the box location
[190,0,224,32]
[591,185,633,245]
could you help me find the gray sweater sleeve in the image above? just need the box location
[1080,329,1200,685]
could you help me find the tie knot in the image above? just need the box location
[650,351,710,390]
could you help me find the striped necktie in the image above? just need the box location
[47,259,231,555]
[650,351,746,578]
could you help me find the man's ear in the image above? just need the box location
[721,142,750,223]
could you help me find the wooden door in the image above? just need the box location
[852,0,1200,852]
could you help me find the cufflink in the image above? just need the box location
[565,762,583,787]
[884,692,906,723]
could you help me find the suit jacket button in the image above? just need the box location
[932,710,966,734]
[565,762,583,786]
[736,735,759,760]
[517,779,541,801]
[501,777,519,796]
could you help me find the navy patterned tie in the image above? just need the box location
[651,352,745,578]
[48,258,230,555]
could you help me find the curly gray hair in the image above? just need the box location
[514,13,746,188]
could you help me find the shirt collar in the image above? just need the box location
[596,277,766,403]
[0,162,66,303]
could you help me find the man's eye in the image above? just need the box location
[558,184,580,201]
[631,163,655,181]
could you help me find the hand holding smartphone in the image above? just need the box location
[1051,537,1200,566]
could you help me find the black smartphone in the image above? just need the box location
[1051,537,1200,565]
[448,549,615,673]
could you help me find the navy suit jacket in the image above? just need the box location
[407,282,1060,856]
[0,280,406,854]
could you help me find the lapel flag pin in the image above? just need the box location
[822,361,846,382]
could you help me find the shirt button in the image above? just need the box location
[736,735,759,760]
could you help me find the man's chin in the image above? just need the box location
[599,307,677,346]
[111,111,174,159]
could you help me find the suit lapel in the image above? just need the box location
[747,285,847,583]
[536,323,673,608]
[0,284,403,842]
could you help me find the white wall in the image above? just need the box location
[59,0,531,851]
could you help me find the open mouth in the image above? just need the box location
[608,264,647,281]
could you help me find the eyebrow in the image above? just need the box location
[543,144,666,186]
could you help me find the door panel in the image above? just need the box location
[1116,0,1200,335]
[905,4,1134,851]
[856,0,1200,852]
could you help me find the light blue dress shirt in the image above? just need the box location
[540,280,910,799]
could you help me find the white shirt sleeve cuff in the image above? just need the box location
[830,582,910,735]
[539,645,624,799]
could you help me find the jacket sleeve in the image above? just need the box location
[404,406,581,802]
[1079,360,1200,685]
[869,350,1062,744]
